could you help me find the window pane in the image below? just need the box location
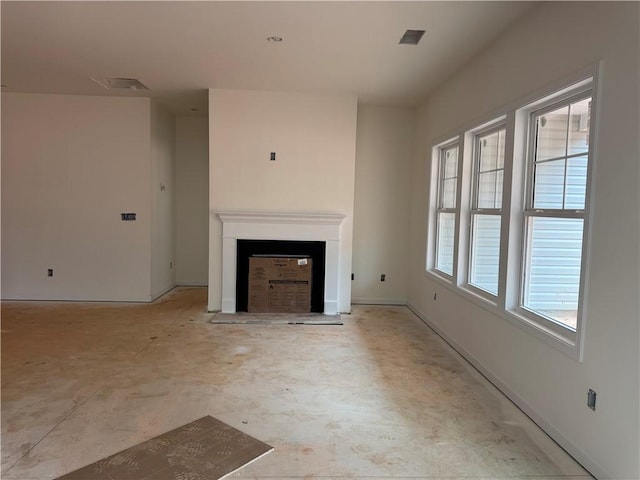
[536,106,569,161]
[479,130,505,171]
[436,212,455,275]
[565,155,588,209]
[475,128,505,210]
[443,146,458,178]
[469,214,501,295]
[533,159,565,209]
[522,217,584,330]
[442,178,457,208]
[496,129,505,169]
[477,170,503,209]
[567,98,590,156]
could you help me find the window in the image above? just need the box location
[468,127,506,296]
[434,143,459,276]
[426,73,596,357]
[521,94,592,331]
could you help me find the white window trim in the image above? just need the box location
[429,138,461,281]
[463,121,507,301]
[425,63,601,362]
[511,83,595,356]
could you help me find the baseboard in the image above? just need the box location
[406,302,606,480]
[150,284,176,302]
[351,297,407,305]
[2,294,151,303]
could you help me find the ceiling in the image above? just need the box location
[1,1,537,116]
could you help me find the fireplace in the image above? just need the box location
[217,211,345,315]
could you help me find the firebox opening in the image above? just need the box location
[236,240,326,313]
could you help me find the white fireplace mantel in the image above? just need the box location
[217,211,346,315]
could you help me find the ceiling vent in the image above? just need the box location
[90,77,150,91]
[399,29,425,45]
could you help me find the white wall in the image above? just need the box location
[407,3,639,479]
[1,94,153,301]
[150,101,176,299]
[175,116,209,286]
[208,89,358,312]
[352,106,414,304]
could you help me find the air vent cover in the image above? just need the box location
[91,77,150,91]
[399,29,425,45]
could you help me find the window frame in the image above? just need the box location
[515,87,594,340]
[465,122,507,300]
[432,139,461,280]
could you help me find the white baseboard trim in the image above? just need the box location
[351,297,407,306]
[150,284,176,302]
[1,295,150,303]
[406,302,606,480]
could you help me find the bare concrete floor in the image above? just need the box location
[1,287,593,480]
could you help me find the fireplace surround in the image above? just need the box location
[217,211,346,315]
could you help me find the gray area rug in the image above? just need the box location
[210,312,343,325]
[56,416,273,480]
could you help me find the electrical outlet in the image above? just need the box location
[587,389,597,411]
[380,274,386,282]
[47,268,53,277]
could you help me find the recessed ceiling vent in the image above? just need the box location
[90,77,150,91]
[399,29,425,45]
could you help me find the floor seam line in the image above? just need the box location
[3,384,106,475]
